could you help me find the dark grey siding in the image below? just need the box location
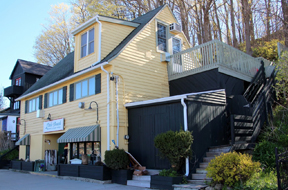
[187,101,228,173]
[127,97,228,172]
[128,102,184,169]
[169,69,245,96]
[24,74,42,92]
[10,64,24,85]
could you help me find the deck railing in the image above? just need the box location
[167,40,267,79]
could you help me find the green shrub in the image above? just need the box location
[206,152,261,186]
[253,140,279,172]
[154,130,193,171]
[244,170,278,190]
[159,169,178,177]
[104,149,129,170]
[0,149,18,160]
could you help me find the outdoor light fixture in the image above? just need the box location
[45,139,51,145]
[87,101,99,124]
[47,113,51,121]
[18,119,26,135]
[124,135,129,140]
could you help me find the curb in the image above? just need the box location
[9,169,111,184]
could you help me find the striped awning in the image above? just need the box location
[15,134,30,145]
[57,125,100,143]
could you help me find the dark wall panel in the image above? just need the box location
[187,101,228,173]
[11,64,24,84]
[24,74,41,92]
[128,103,184,169]
[169,69,219,96]
[169,69,246,97]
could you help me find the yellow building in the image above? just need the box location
[15,4,190,163]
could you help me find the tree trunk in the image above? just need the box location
[242,0,252,55]
[230,0,237,47]
[282,0,288,46]
[224,1,231,45]
[214,0,222,41]
[264,0,271,41]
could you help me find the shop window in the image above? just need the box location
[70,142,100,163]
[79,143,84,160]
[26,145,30,160]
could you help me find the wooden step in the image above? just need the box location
[192,173,211,180]
[196,168,207,174]
[188,179,212,185]
[209,146,231,153]
[206,151,222,157]
[199,162,209,168]
[235,136,252,142]
[203,157,215,162]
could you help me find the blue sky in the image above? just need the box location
[0,0,71,106]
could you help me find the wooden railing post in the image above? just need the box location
[230,115,235,145]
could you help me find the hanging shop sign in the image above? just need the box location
[43,118,64,133]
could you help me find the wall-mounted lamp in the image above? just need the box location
[110,72,115,81]
[86,101,99,124]
[45,139,51,145]
[18,119,26,135]
[78,102,85,109]
[47,113,51,121]
[124,135,129,140]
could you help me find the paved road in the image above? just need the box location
[0,169,149,190]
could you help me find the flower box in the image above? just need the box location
[57,164,80,177]
[11,160,22,170]
[79,165,111,180]
[150,175,183,190]
[111,169,133,185]
[21,161,35,171]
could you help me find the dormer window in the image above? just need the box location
[15,77,21,86]
[81,28,95,58]
[157,23,167,52]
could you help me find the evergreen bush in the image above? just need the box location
[154,130,193,171]
[104,149,129,170]
[206,152,261,186]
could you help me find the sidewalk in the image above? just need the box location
[0,169,150,190]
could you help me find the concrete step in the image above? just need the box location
[203,157,215,162]
[146,169,160,175]
[173,184,207,190]
[132,175,151,181]
[206,151,222,157]
[192,173,211,180]
[199,162,209,168]
[127,179,150,188]
[188,179,212,185]
[196,168,207,174]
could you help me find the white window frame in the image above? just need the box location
[28,97,39,113]
[172,36,182,54]
[75,76,95,100]
[156,20,168,53]
[14,101,20,110]
[48,88,63,107]
[81,28,95,58]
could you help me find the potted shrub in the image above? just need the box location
[150,130,193,190]
[104,148,133,185]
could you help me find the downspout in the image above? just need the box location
[115,76,119,146]
[101,65,110,150]
[95,15,102,63]
[181,98,189,177]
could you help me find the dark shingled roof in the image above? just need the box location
[20,5,165,97]
[10,59,52,79]
[22,52,74,96]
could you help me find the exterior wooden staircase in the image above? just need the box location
[188,146,231,185]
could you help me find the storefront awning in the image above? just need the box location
[57,125,100,143]
[15,134,30,145]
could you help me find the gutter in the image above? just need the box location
[181,98,189,177]
[16,62,109,101]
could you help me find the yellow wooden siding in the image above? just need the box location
[74,21,134,72]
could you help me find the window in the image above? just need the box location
[48,88,63,107]
[26,145,30,160]
[70,142,100,164]
[172,37,181,54]
[75,77,95,100]
[14,101,20,110]
[157,23,167,52]
[81,28,94,58]
[28,97,39,113]
[15,78,21,86]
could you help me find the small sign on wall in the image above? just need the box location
[43,118,64,133]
